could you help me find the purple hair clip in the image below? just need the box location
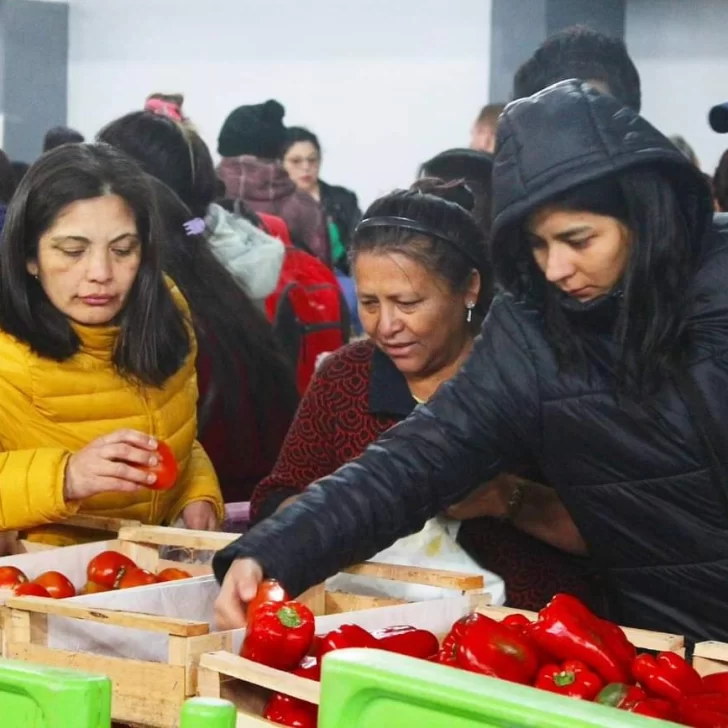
[183,217,206,236]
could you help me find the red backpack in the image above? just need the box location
[264,231,350,394]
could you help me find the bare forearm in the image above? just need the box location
[512,481,588,556]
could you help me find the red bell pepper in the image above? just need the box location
[373,625,439,660]
[441,615,481,662]
[455,613,539,684]
[241,601,315,671]
[428,650,459,667]
[319,624,378,657]
[535,660,604,700]
[698,672,728,694]
[632,651,703,704]
[530,594,631,684]
[263,693,317,728]
[596,683,647,710]
[501,614,531,631]
[628,698,676,720]
[293,656,321,682]
[679,693,728,728]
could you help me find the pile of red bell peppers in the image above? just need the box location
[239,582,728,727]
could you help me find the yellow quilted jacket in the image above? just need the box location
[0,287,223,545]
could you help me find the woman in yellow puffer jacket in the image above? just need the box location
[0,143,223,546]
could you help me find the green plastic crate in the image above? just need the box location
[180,698,236,728]
[319,650,679,728]
[0,658,111,728]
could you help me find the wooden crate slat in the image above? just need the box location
[4,596,210,637]
[199,651,321,705]
[118,525,239,551]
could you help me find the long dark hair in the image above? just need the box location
[280,127,321,159]
[494,166,703,396]
[148,179,298,436]
[98,112,298,428]
[98,111,217,218]
[0,143,190,386]
[352,179,493,318]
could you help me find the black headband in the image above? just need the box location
[354,215,482,268]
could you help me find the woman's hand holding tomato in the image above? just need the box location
[64,429,163,501]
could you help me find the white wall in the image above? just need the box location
[626,0,728,176]
[66,0,491,208]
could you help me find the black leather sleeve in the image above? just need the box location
[213,298,542,595]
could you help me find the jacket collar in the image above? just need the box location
[368,345,417,417]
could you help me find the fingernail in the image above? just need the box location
[149,456,158,466]
[148,438,157,448]
[147,473,157,483]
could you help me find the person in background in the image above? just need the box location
[43,125,85,152]
[470,104,505,154]
[669,135,701,168]
[513,25,641,112]
[99,111,284,306]
[419,148,494,240]
[0,150,18,233]
[714,149,728,212]
[145,92,187,124]
[99,112,298,503]
[214,80,728,643]
[281,127,361,272]
[280,126,362,334]
[217,100,330,266]
[10,161,29,188]
[0,143,223,545]
[250,179,592,610]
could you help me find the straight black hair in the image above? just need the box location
[495,166,701,396]
[514,26,642,112]
[98,112,299,434]
[0,143,190,386]
[149,179,298,440]
[352,179,493,317]
[280,127,321,160]
[99,112,218,219]
[43,126,85,152]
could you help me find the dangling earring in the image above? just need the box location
[466,301,475,323]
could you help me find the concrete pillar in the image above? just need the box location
[0,0,69,161]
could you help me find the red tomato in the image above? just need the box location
[139,441,179,491]
[33,571,76,599]
[14,582,51,598]
[117,567,158,589]
[87,551,137,589]
[156,567,192,582]
[246,579,290,621]
[79,581,110,595]
[0,566,28,589]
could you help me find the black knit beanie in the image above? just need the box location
[217,100,286,158]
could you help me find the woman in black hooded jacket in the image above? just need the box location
[213,80,728,642]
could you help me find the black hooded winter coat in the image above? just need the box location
[215,81,728,641]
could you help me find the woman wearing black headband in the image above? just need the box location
[247,178,592,609]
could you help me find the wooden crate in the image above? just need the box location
[1,559,486,728]
[196,600,689,727]
[0,525,245,658]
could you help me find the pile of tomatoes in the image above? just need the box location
[0,550,191,600]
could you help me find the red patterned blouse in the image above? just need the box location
[250,340,598,610]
